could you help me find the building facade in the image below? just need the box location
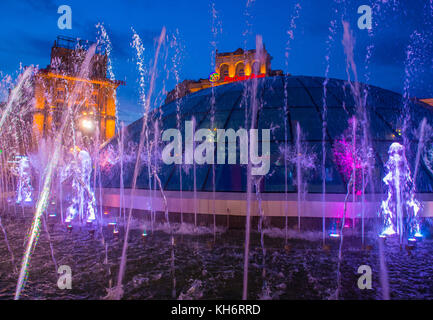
[32,36,123,144]
[165,46,283,104]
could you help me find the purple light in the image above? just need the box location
[332,127,364,195]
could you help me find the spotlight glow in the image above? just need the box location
[80,118,94,132]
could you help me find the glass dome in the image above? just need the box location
[100,75,433,194]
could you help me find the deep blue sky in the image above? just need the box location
[0,0,432,124]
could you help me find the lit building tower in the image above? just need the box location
[32,36,124,144]
[165,46,283,104]
[215,47,272,82]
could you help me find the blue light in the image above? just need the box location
[414,232,423,238]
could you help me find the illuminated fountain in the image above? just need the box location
[14,42,98,300]
[12,156,33,204]
[61,146,97,223]
[332,116,373,238]
[1,1,433,301]
[279,122,316,232]
[379,142,422,243]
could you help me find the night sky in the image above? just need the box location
[0,0,432,124]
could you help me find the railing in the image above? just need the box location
[55,35,105,55]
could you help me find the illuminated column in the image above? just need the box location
[33,76,45,141]
[105,85,116,140]
[46,113,53,134]
[245,62,252,76]
[228,64,236,78]
[260,63,266,75]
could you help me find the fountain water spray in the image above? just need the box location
[335,172,353,299]
[120,122,126,224]
[191,117,198,228]
[379,143,421,242]
[0,214,15,272]
[210,1,222,241]
[341,20,375,241]
[280,123,316,232]
[112,27,166,300]
[0,67,34,135]
[61,148,97,223]
[171,29,184,225]
[296,123,302,231]
[12,156,33,204]
[242,35,262,300]
[255,176,268,298]
[321,13,337,245]
[332,117,372,235]
[283,2,302,243]
[413,118,427,187]
[14,44,97,300]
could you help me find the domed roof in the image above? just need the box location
[101,75,433,194]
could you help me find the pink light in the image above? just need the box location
[333,137,364,195]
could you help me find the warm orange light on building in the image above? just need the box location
[421,98,433,107]
[165,46,283,104]
[31,36,123,145]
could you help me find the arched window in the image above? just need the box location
[252,61,260,75]
[219,64,229,78]
[235,62,245,77]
